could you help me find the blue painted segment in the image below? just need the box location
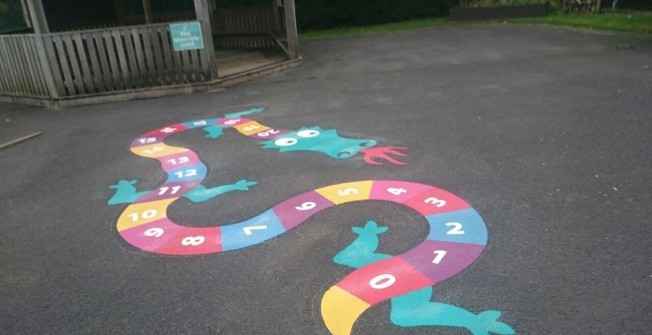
[182,118,220,129]
[425,209,487,246]
[165,163,207,183]
[220,209,286,251]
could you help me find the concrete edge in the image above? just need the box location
[0,57,303,109]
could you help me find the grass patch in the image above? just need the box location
[299,17,455,41]
[298,12,652,41]
[508,12,652,34]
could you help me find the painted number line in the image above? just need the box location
[243,225,268,235]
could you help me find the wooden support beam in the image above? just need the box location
[194,0,217,79]
[25,0,49,33]
[283,0,299,59]
[142,0,153,24]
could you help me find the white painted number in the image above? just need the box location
[257,129,280,137]
[424,197,446,207]
[160,127,177,133]
[158,186,181,195]
[193,120,207,126]
[337,188,359,196]
[432,250,448,264]
[224,119,241,125]
[128,209,157,222]
[144,228,164,237]
[295,201,316,211]
[167,156,190,165]
[387,187,407,196]
[369,274,396,289]
[138,137,156,144]
[243,125,261,132]
[142,146,164,155]
[174,169,198,178]
[181,236,205,246]
[446,222,465,235]
[243,225,268,235]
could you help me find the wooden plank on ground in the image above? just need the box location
[0,132,42,151]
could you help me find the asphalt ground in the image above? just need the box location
[1,24,651,335]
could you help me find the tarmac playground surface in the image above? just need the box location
[1,24,651,335]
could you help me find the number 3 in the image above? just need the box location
[424,197,446,207]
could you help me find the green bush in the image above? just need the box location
[0,0,27,32]
[296,0,457,30]
[460,0,548,8]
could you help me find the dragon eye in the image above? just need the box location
[296,129,320,138]
[274,137,298,147]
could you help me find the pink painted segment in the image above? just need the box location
[400,240,485,284]
[130,135,164,148]
[369,180,433,204]
[272,191,335,230]
[133,180,201,204]
[248,128,290,140]
[158,151,202,171]
[155,227,222,255]
[403,187,471,216]
[336,257,435,305]
[142,123,189,138]
[216,118,251,127]
[120,218,184,252]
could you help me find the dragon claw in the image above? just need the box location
[360,146,408,166]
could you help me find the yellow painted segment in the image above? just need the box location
[315,181,373,205]
[234,121,270,136]
[130,143,188,158]
[117,198,177,231]
[321,286,370,335]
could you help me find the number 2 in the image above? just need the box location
[446,222,465,235]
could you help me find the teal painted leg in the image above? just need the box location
[183,179,257,203]
[108,179,149,205]
[390,287,515,335]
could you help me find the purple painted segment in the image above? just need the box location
[133,180,201,204]
[272,191,335,230]
[120,218,184,252]
[400,240,485,284]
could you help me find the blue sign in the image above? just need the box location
[169,22,204,51]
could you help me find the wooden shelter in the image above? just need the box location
[0,0,301,107]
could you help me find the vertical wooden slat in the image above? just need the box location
[120,29,140,88]
[19,36,44,96]
[138,27,155,85]
[41,35,66,96]
[26,37,48,97]
[158,26,177,84]
[0,38,19,94]
[52,35,75,96]
[73,33,94,93]
[131,28,151,87]
[62,34,86,94]
[111,29,131,88]
[93,31,114,92]
[147,26,165,85]
[84,32,106,93]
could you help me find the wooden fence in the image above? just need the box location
[0,34,51,98]
[42,23,211,97]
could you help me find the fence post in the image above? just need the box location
[195,0,217,79]
[284,0,299,59]
[25,0,59,100]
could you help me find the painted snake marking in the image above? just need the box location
[109,107,513,335]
